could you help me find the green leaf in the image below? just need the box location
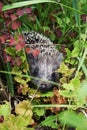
[20,56,26,62]
[63,17,70,24]
[59,90,74,98]
[40,115,58,129]
[80,33,87,41]
[14,76,28,84]
[65,48,72,58]
[60,78,80,99]
[70,78,80,90]
[76,80,87,104]
[63,83,74,91]
[59,110,87,130]
[63,78,80,91]
[0,114,34,130]
[41,91,53,97]
[80,0,86,3]
[72,47,80,57]
[0,102,11,119]
[0,124,9,130]
[58,62,75,76]
[12,66,22,75]
[15,115,31,127]
[34,108,45,116]
[57,17,63,27]
[5,47,16,56]
[71,40,81,57]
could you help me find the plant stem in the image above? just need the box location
[75,48,87,77]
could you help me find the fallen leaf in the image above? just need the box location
[0,34,7,44]
[11,14,17,21]
[17,8,32,16]
[9,37,15,45]
[15,100,33,116]
[51,88,66,113]
[24,8,32,14]
[12,21,21,30]
[15,42,25,51]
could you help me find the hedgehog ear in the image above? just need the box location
[57,52,63,67]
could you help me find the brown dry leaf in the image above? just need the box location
[51,87,66,114]
[15,100,33,116]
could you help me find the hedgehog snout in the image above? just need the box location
[39,84,48,92]
[39,82,53,92]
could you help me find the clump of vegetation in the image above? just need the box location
[0,0,87,130]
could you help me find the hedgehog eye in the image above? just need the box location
[51,72,56,80]
[33,67,39,76]
[28,53,34,59]
[52,72,56,77]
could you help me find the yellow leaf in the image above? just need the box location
[15,100,33,117]
[60,77,67,84]
[21,84,30,95]
[58,62,75,77]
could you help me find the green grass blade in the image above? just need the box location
[33,104,80,109]
[2,0,84,15]
[81,63,87,78]
[72,0,80,26]
[0,49,14,96]
[6,63,14,96]
[75,48,87,77]
[0,70,59,86]
[2,0,53,11]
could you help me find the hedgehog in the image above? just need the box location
[23,31,63,92]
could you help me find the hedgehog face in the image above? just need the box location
[28,52,63,92]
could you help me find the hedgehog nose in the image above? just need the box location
[40,84,47,92]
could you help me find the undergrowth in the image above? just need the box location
[0,0,87,130]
